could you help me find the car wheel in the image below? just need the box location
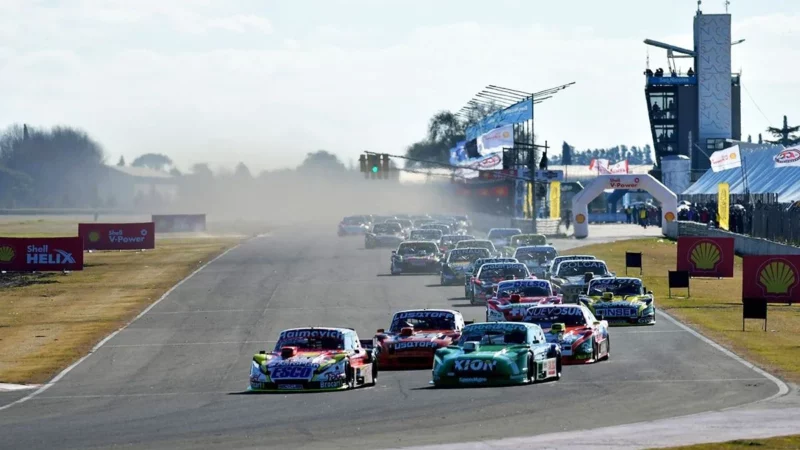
[369,361,378,386]
[601,337,610,361]
[345,362,356,389]
[555,356,562,380]
[527,353,535,383]
[592,341,599,363]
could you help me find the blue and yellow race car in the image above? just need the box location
[578,277,656,326]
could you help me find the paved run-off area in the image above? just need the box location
[0,224,787,450]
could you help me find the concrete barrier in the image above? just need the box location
[677,221,800,256]
[470,213,562,236]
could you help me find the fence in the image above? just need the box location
[678,202,800,248]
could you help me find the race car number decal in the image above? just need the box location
[271,366,314,380]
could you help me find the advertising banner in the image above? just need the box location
[466,98,534,141]
[549,181,561,219]
[477,125,513,156]
[535,170,565,182]
[709,146,742,172]
[742,255,800,304]
[589,159,629,175]
[79,222,155,251]
[152,214,207,233]
[718,182,730,230]
[0,237,83,272]
[449,140,467,166]
[774,145,800,168]
[454,153,503,179]
[676,237,734,278]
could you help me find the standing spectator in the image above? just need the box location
[625,206,632,224]
[639,207,648,228]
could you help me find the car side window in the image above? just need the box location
[344,333,355,351]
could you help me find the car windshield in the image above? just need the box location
[479,265,528,281]
[388,219,412,228]
[456,240,495,251]
[390,311,456,332]
[342,216,367,225]
[448,249,490,263]
[515,248,558,266]
[274,329,345,351]
[413,219,435,227]
[488,229,522,240]
[524,307,588,328]
[441,235,471,246]
[588,280,643,296]
[511,235,546,246]
[398,243,438,255]
[422,224,449,233]
[557,262,609,277]
[459,327,528,345]
[552,256,596,268]
[498,282,551,298]
[410,229,442,240]
[373,223,401,234]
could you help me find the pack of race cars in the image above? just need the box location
[248,214,656,392]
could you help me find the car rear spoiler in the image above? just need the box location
[359,339,375,350]
[464,320,475,325]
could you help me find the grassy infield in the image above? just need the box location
[1,219,797,448]
[0,218,240,384]
[561,238,800,450]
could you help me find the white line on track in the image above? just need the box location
[0,243,244,412]
[146,309,263,315]
[612,329,686,334]
[0,383,42,392]
[103,340,276,348]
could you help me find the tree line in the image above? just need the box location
[551,142,654,166]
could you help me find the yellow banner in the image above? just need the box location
[718,182,730,230]
[525,182,533,219]
[550,181,561,219]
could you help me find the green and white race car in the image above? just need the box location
[578,277,656,326]
[431,322,562,387]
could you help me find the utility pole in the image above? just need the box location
[528,116,537,233]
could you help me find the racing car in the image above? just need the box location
[420,223,453,236]
[431,322,561,387]
[546,255,596,279]
[501,233,548,256]
[513,245,559,278]
[409,228,443,242]
[486,279,562,321]
[386,218,413,238]
[578,277,656,326]
[463,257,518,297]
[338,215,371,236]
[440,247,491,286]
[439,234,475,254]
[487,227,522,248]
[522,304,610,364]
[549,259,613,302]
[468,262,532,305]
[365,222,405,249]
[374,309,472,369]
[390,241,443,274]
[249,327,378,392]
[455,239,499,257]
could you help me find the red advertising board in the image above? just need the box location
[78,222,155,250]
[676,237,735,278]
[0,237,83,272]
[742,255,800,304]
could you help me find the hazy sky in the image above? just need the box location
[1,0,798,172]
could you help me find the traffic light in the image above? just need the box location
[367,154,380,179]
[359,154,367,174]
[381,154,390,179]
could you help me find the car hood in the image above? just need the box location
[490,297,562,318]
[445,261,473,272]
[380,331,454,349]
[264,350,346,370]
[582,295,652,309]
[553,275,591,285]
[540,326,593,346]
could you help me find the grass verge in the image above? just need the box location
[0,237,240,384]
[653,435,800,449]
[564,238,800,383]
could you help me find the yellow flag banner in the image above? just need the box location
[550,182,561,219]
[718,182,730,230]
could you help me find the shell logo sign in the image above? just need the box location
[689,241,721,271]
[664,211,675,222]
[502,131,510,138]
[88,231,101,243]
[676,237,734,278]
[742,255,800,304]
[0,246,15,263]
[608,177,640,189]
[575,214,586,224]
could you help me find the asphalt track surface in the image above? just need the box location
[0,225,780,450]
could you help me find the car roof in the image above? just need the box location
[497,279,550,286]
[279,327,353,334]
[463,321,540,331]
[450,247,490,253]
[479,262,527,269]
[555,254,595,259]
[590,276,642,282]
[400,240,439,245]
[526,304,584,310]
[393,309,461,316]
[515,245,556,251]
[489,228,522,231]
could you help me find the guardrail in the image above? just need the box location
[676,221,800,256]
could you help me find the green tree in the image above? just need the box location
[131,153,173,171]
[765,115,800,146]
[117,155,125,166]
[297,150,347,173]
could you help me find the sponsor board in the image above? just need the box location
[742,255,800,304]
[677,237,735,278]
[774,145,800,168]
[152,214,207,233]
[0,237,83,272]
[79,222,155,251]
[608,177,640,189]
[709,146,742,172]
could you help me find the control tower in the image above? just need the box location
[644,3,742,182]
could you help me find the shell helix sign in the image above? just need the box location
[742,255,800,304]
[676,237,735,278]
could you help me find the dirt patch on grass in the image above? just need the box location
[565,238,800,383]
[655,434,800,449]
[0,238,240,384]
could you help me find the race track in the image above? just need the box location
[0,225,779,450]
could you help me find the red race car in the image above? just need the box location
[522,304,610,365]
[374,309,471,369]
[486,279,562,322]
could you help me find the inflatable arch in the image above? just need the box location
[571,174,678,239]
